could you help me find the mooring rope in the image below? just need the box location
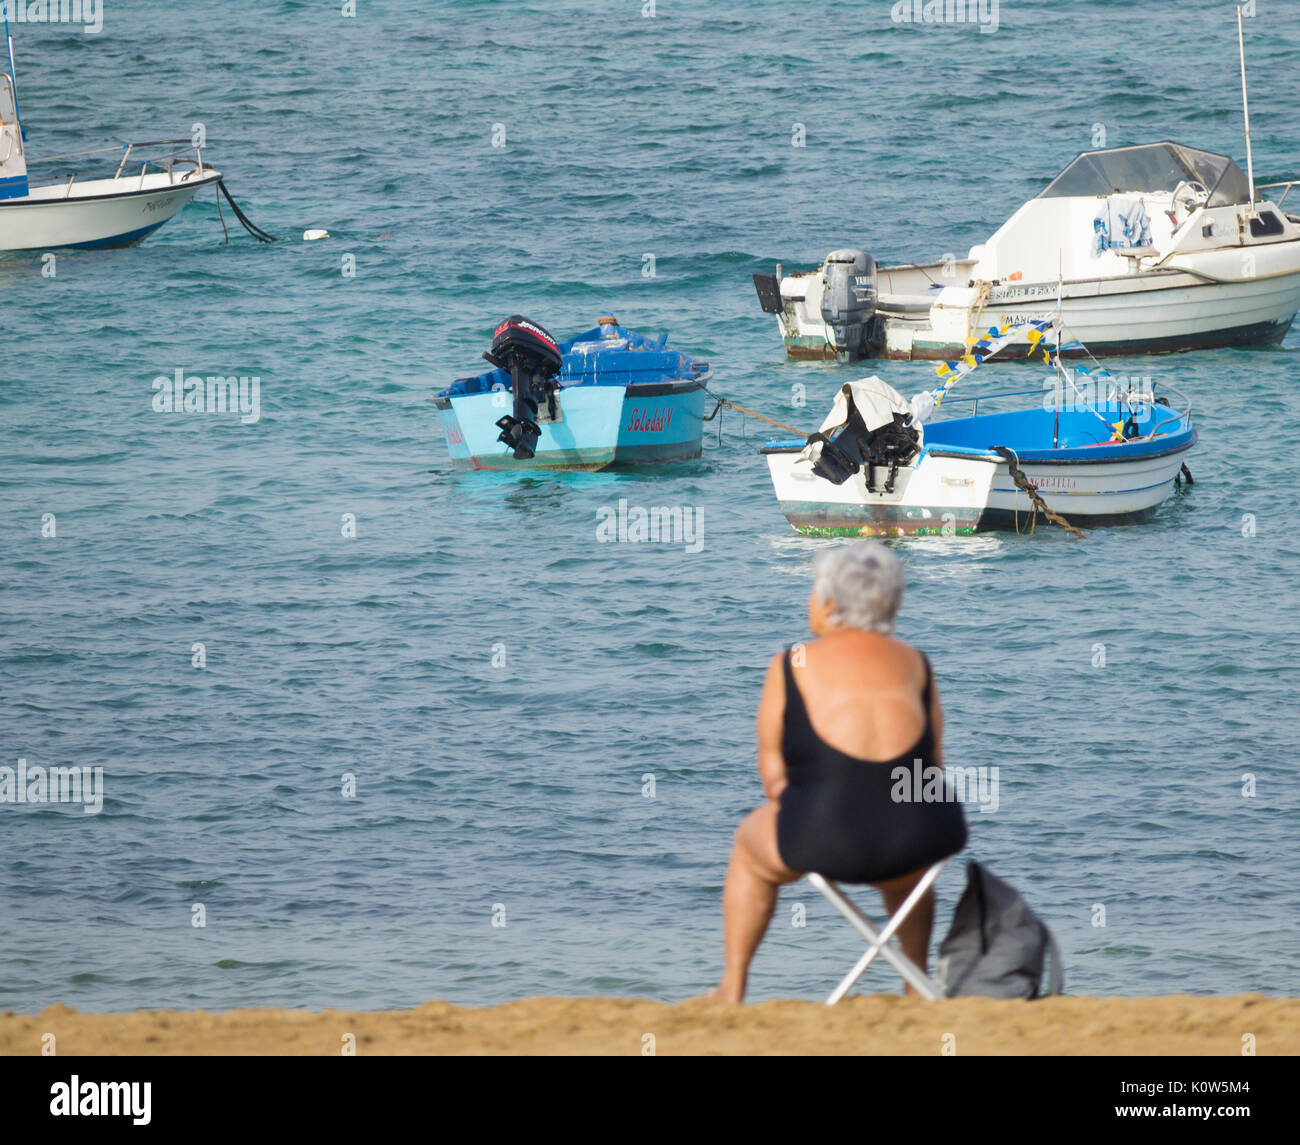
[702,386,808,438]
[992,445,1085,539]
[214,182,230,243]
[215,179,276,243]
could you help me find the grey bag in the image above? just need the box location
[934,861,1064,999]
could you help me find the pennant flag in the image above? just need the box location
[917,318,1061,415]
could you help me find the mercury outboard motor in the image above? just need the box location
[483,316,563,460]
[819,249,877,359]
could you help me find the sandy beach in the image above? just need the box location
[2,995,1293,1056]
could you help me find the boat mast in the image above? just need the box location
[1237,5,1255,214]
[3,9,20,136]
[1053,254,1062,448]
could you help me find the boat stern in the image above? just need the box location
[761,442,994,537]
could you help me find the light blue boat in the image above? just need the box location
[433,316,712,470]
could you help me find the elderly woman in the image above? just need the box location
[712,541,967,1002]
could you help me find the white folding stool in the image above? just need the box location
[806,861,946,1004]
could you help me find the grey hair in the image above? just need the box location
[812,541,904,634]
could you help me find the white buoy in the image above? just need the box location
[303,229,330,241]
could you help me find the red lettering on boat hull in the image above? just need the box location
[624,407,674,433]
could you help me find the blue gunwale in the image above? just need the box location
[761,404,1196,464]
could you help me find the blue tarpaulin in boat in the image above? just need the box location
[438,324,707,398]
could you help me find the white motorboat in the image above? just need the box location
[756,141,1300,362]
[760,322,1197,537]
[0,17,221,250]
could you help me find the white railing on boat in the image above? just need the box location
[1257,181,1298,210]
[24,140,213,194]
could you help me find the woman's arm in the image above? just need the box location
[928,669,946,769]
[756,651,788,803]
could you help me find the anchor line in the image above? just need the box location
[702,397,727,446]
[215,179,276,243]
[992,445,1085,540]
[213,182,230,243]
[700,385,809,439]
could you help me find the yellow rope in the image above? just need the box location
[715,399,809,439]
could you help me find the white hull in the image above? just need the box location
[764,442,1193,536]
[764,142,1300,360]
[778,260,1300,361]
[0,170,220,250]
[907,265,1300,358]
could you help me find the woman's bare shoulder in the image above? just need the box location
[807,631,928,684]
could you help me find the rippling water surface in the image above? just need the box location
[2,0,1298,1011]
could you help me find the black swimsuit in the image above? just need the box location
[776,649,967,883]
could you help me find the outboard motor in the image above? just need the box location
[802,378,921,493]
[819,249,877,359]
[483,315,563,460]
[810,410,919,493]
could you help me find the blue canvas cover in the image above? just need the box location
[438,324,708,398]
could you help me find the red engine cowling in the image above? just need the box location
[488,316,562,378]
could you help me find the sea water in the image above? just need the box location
[1,0,1298,1011]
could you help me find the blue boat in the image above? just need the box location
[433,315,712,470]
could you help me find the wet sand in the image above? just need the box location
[1,995,1294,1055]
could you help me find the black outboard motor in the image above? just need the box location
[810,410,920,493]
[483,316,563,460]
[819,249,877,359]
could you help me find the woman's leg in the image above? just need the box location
[872,868,936,996]
[713,802,802,1003]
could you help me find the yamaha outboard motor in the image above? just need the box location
[483,316,563,460]
[819,249,877,359]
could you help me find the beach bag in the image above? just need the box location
[934,861,1064,999]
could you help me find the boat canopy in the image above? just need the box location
[1038,142,1252,207]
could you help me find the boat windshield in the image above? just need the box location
[1038,142,1252,207]
[0,77,16,126]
